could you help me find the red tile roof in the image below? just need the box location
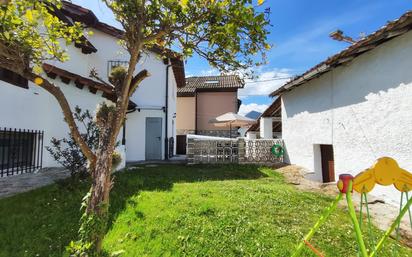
[178,75,244,96]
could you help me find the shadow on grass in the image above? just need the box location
[0,164,268,257]
[107,164,268,229]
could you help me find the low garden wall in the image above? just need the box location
[186,137,284,165]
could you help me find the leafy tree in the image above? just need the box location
[1,0,270,255]
[46,106,99,179]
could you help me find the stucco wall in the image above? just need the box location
[282,30,412,205]
[168,66,178,156]
[176,96,196,134]
[126,60,178,161]
[196,91,238,131]
[0,26,178,168]
[0,79,113,167]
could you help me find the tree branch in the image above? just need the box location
[112,49,140,138]
[23,71,97,168]
[89,68,114,89]
[128,69,150,97]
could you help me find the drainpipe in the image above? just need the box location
[165,62,172,160]
[195,91,198,134]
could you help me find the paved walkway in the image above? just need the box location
[0,168,70,199]
[0,157,187,199]
[126,155,187,166]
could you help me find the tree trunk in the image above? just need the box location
[85,123,116,253]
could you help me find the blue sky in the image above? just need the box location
[72,0,411,115]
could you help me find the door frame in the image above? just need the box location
[145,117,163,160]
[320,144,335,183]
[176,135,187,155]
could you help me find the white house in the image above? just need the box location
[271,11,412,204]
[0,1,185,176]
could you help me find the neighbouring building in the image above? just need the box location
[271,11,412,204]
[246,97,282,139]
[0,1,185,177]
[175,75,243,153]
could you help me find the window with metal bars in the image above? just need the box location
[0,128,44,177]
[107,60,129,77]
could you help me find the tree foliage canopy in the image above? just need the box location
[104,0,271,75]
[0,0,84,73]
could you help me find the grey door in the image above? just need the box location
[145,117,162,160]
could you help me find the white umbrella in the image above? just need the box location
[209,112,256,138]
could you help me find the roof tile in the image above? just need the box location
[178,75,244,96]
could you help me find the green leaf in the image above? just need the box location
[180,0,188,8]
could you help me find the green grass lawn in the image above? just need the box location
[0,165,410,257]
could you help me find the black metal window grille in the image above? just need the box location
[0,128,44,177]
[107,61,129,77]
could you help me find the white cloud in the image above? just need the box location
[238,103,269,116]
[199,68,220,76]
[239,68,292,98]
[188,66,293,98]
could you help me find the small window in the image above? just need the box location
[0,68,28,89]
[107,60,129,77]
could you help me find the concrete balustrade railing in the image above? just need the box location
[187,137,284,165]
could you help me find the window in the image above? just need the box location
[107,60,129,77]
[0,129,44,177]
[0,68,28,89]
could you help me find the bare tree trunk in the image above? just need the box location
[84,112,117,253]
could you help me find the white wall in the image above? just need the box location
[125,109,165,162]
[246,131,258,139]
[167,66,178,156]
[260,117,273,139]
[126,57,178,161]
[282,30,412,205]
[0,26,179,168]
[58,28,178,162]
[0,79,107,167]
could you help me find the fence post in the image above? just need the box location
[238,138,245,164]
[187,138,195,165]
